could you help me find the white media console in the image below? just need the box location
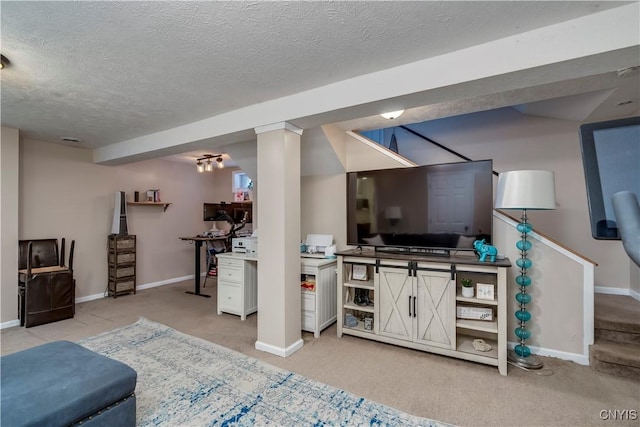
[336,248,511,375]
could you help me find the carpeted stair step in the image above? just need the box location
[595,328,640,345]
[591,294,640,380]
[590,340,640,381]
[594,294,640,345]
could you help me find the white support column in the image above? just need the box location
[254,122,304,357]
[1,127,20,326]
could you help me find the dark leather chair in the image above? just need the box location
[18,238,75,327]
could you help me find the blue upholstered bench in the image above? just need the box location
[1,341,136,427]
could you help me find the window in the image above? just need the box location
[232,171,252,192]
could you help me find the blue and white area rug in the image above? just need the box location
[78,317,451,427]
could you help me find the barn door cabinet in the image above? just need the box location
[337,249,510,375]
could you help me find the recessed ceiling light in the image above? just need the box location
[60,137,81,143]
[0,54,10,69]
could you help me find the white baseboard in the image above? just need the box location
[595,286,640,301]
[137,274,194,292]
[255,338,304,357]
[507,341,589,366]
[0,319,20,329]
[1,275,195,330]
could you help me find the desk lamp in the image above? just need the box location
[494,170,556,369]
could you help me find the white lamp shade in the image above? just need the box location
[495,170,556,210]
[385,206,402,219]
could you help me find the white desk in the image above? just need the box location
[215,252,337,336]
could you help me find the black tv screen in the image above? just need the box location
[347,160,493,253]
[580,116,640,239]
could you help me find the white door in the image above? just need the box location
[414,269,455,349]
[427,171,475,234]
[378,267,412,341]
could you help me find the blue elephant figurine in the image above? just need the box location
[473,239,498,262]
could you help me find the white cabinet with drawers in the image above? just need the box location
[300,257,338,337]
[215,253,336,334]
[216,253,258,320]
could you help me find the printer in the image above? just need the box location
[301,234,336,258]
[232,236,258,254]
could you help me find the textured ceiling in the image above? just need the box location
[1,1,638,162]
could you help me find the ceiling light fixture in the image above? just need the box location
[196,154,224,173]
[380,110,405,120]
[0,54,10,69]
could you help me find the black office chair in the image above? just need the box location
[203,240,224,288]
[203,211,250,288]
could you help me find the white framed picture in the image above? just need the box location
[351,264,369,281]
[476,283,495,300]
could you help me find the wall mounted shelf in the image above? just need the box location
[127,202,172,212]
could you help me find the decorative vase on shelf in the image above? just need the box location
[461,279,474,298]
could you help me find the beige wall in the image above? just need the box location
[301,174,347,249]
[632,264,640,295]
[1,138,236,323]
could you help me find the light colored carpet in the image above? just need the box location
[78,317,452,427]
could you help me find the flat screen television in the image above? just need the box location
[346,160,494,255]
[579,116,640,239]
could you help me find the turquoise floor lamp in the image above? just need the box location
[494,170,556,369]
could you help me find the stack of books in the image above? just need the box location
[146,189,160,202]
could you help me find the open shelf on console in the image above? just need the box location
[456,333,498,359]
[343,302,374,313]
[456,318,498,334]
[344,280,374,289]
[343,319,375,334]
